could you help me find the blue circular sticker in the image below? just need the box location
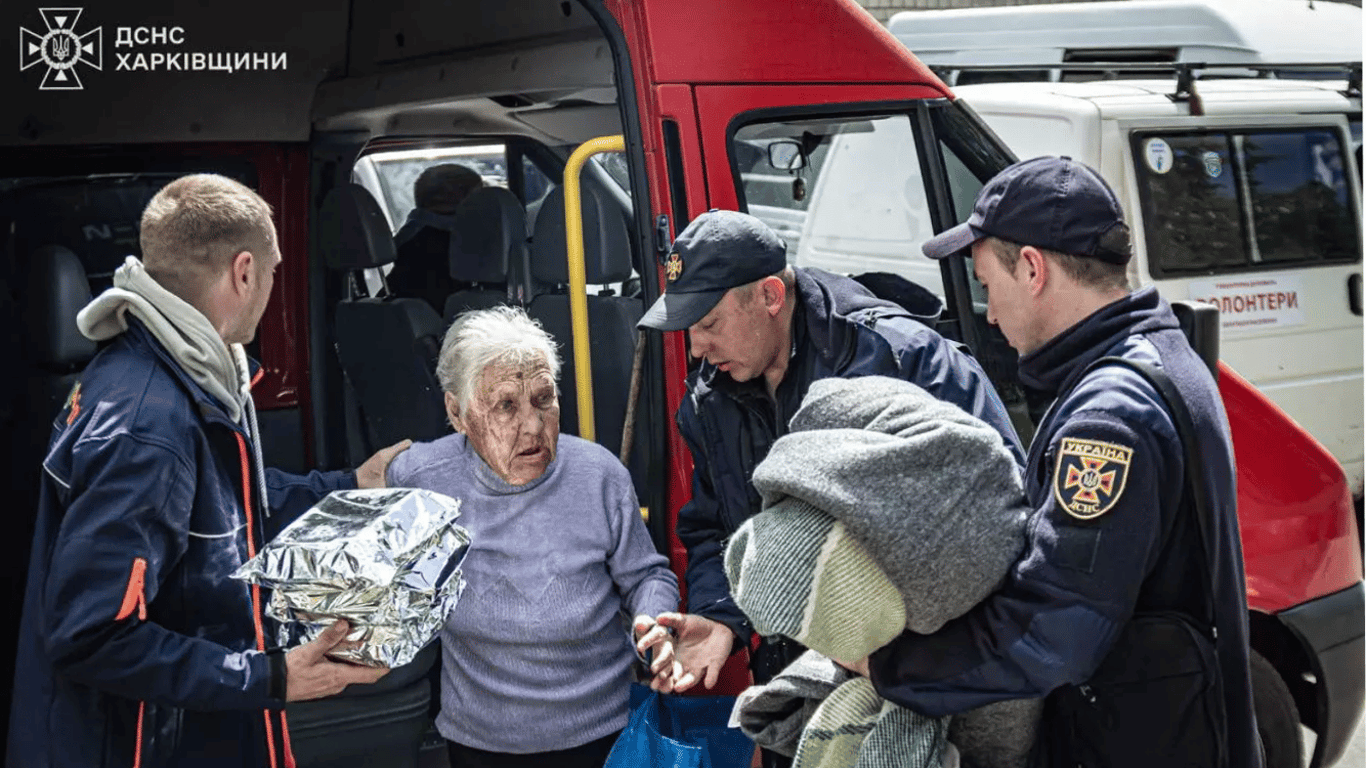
[1144,138,1173,174]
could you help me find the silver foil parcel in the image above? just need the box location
[233,488,470,668]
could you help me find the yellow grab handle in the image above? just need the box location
[562,134,625,444]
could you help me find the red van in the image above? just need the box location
[3,1,1359,766]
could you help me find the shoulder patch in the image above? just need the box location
[1053,437,1133,520]
[63,381,83,426]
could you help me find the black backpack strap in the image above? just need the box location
[1085,356,1218,636]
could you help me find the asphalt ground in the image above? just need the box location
[1309,715,1365,767]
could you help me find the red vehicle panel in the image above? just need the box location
[1224,363,1363,612]
[634,0,948,87]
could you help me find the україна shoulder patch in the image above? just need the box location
[1053,437,1133,520]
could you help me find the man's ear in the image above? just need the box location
[444,392,463,433]
[759,276,787,317]
[230,250,255,298]
[1019,245,1049,297]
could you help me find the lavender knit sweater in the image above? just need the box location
[387,433,679,753]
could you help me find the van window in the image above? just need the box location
[1133,127,1360,278]
[1,165,259,295]
[731,124,838,259]
[524,156,555,209]
[731,113,941,293]
[728,105,1037,442]
[593,151,630,193]
[356,145,509,227]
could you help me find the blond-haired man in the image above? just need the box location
[9,174,406,768]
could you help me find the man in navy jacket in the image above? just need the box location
[9,174,406,768]
[638,211,1022,712]
[851,157,1260,768]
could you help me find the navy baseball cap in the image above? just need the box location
[639,210,787,331]
[922,156,1131,264]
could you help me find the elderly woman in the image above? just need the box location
[386,306,683,768]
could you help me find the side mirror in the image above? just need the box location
[767,141,806,172]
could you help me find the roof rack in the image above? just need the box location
[929,61,1362,100]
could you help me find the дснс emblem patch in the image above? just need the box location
[1053,437,1132,520]
[665,251,683,282]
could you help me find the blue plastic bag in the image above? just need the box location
[604,684,755,768]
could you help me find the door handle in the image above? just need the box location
[1349,274,1362,317]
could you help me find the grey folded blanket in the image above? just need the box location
[726,376,1042,768]
[732,651,853,758]
[734,650,948,768]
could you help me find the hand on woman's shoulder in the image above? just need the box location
[385,431,463,486]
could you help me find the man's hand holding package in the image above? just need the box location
[285,620,389,701]
[654,612,734,692]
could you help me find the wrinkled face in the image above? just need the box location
[687,286,781,383]
[450,359,560,485]
[971,240,1035,355]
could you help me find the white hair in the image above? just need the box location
[437,306,562,416]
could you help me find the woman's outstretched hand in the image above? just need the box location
[634,615,695,693]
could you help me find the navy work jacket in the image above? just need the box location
[675,267,1023,641]
[8,319,354,768]
[867,288,1261,768]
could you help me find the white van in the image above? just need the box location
[887,0,1363,84]
[745,71,1365,499]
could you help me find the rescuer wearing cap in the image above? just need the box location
[637,209,1022,767]
[846,156,1261,768]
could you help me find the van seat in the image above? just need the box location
[444,187,530,321]
[319,183,447,449]
[527,185,643,468]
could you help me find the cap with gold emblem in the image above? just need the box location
[638,209,787,332]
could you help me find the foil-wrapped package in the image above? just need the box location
[233,488,470,668]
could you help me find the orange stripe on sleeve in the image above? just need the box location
[115,558,148,622]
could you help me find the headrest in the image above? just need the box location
[23,246,96,368]
[530,185,632,285]
[392,208,460,249]
[449,187,525,284]
[319,184,396,271]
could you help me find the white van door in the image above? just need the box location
[1119,114,1364,492]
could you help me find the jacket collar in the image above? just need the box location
[1017,286,1178,399]
[124,319,257,430]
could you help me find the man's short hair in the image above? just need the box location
[988,237,1129,293]
[414,164,484,215]
[140,174,275,305]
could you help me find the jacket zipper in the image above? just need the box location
[234,432,296,768]
[236,358,296,767]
